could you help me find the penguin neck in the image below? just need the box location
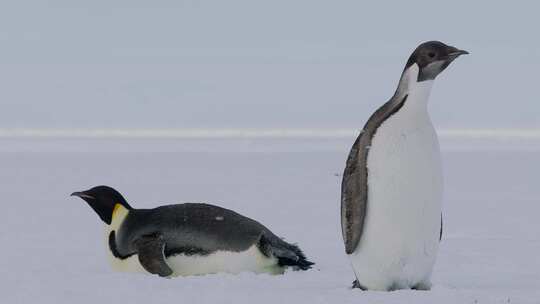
[394,63,434,114]
[107,203,130,233]
[104,204,140,268]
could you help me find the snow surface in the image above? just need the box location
[1,136,539,303]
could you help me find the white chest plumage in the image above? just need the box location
[349,65,444,290]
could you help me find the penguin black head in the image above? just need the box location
[71,186,132,225]
[406,41,468,82]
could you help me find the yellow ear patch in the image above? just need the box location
[112,203,124,220]
[109,204,130,230]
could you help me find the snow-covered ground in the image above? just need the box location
[1,136,539,303]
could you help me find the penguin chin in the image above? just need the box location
[418,50,467,82]
[86,200,114,225]
[418,60,447,81]
[71,193,114,225]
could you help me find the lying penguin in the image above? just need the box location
[71,185,313,277]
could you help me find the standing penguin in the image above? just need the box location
[72,185,313,277]
[341,41,467,291]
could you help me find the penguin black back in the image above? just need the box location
[117,203,268,257]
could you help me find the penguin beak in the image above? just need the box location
[442,48,468,70]
[448,49,469,58]
[71,191,95,200]
[449,49,469,56]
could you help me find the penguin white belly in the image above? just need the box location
[106,243,280,277]
[166,245,281,276]
[350,83,443,290]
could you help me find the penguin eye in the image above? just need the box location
[428,52,436,58]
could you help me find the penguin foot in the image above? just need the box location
[412,281,432,291]
[351,279,367,290]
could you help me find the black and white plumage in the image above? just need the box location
[341,41,467,291]
[71,186,313,277]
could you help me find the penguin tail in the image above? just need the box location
[258,234,314,271]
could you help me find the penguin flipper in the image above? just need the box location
[341,95,408,255]
[341,133,368,255]
[134,233,173,277]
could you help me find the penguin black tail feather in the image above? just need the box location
[258,234,314,271]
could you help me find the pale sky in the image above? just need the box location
[1,0,538,129]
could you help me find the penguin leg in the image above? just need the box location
[134,233,173,278]
[351,279,367,290]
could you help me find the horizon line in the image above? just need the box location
[0,128,539,140]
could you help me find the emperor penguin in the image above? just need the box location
[71,185,313,277]
[341,41,468,291]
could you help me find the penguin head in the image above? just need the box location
[406,41,468,82]
[71,185,132,225]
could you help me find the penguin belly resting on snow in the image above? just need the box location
[341,41,468,291]
[71,185,313,277]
